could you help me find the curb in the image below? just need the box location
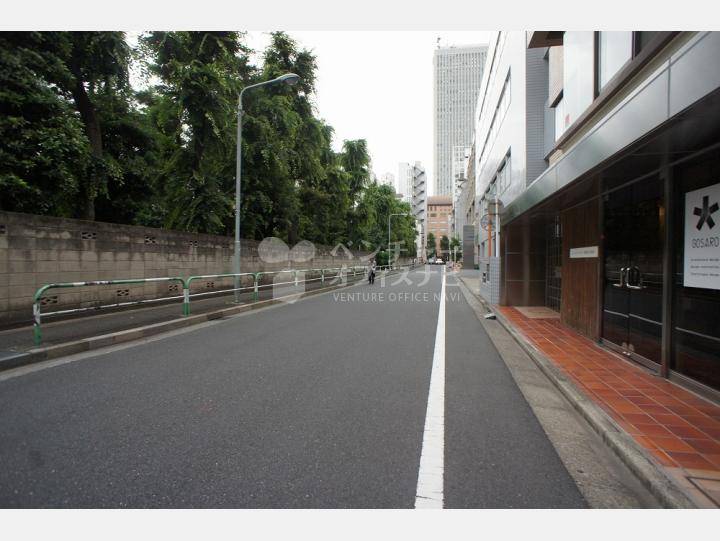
[457,275,697,509]
[0,276,369,373]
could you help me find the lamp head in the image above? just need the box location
[275,73,301,86]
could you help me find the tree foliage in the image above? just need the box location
[440,234,450,255]
[426,232,436,258]
[0,31,410,252]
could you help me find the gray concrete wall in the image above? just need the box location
[0,211,373,325]
[479,256,500,304]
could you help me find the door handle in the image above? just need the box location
[612,267,627,288]
[626,266,646,290]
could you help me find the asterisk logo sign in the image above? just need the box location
[694,195,719,230]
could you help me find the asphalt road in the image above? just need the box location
[0,266,587,508]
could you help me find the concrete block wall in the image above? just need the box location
[479,256,500,304]
[0,211,373,326]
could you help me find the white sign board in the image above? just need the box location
[569,246,598,259]
[685,182,720,289]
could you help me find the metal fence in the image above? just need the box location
[32,264,412,345]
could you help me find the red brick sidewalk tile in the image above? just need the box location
[496,306,720,481]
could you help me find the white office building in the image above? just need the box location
[471,31,550,305]
[433,44,488,196]
[397,162,413,204]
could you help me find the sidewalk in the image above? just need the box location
[459,273,720,508]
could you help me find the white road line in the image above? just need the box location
[414,266,446,509]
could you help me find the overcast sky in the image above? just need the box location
[246,31,491,196]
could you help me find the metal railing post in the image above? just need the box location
[33,301,42,345]
[253,273,259,301]
[182,282,191,316]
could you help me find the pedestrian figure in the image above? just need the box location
[368,259,377,285]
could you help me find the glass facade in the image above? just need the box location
[671,147,720,391]
[598,31,633,90]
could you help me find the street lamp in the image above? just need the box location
[234,73,300,303]
[387,212,412,269]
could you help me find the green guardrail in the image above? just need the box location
[184,273,258,315]
[32,277,187,346]
[31,264,414,345]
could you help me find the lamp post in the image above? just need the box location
[387,212,412,268]
[235,73,300,303]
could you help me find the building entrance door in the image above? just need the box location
[602,176,664,367]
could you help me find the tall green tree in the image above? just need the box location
[0,33,88,216]
[254,32,351,245]
[353,182,416,258]
[141,31,253,233]
[0,30,392,252]
[0,31,134,220]
[440,234,450,256]
[449,235,462,261]
[341,139,371,206]
[426,232,436,258]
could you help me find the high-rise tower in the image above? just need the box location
[433,44,487,196]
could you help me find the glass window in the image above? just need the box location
[496,154,512,195]
[554,96,566,140]
[637,31,660,52]
[563,32,595,129]
[598,31,633,90]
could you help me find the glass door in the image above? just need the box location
[602,176,664,366]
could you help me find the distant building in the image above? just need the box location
[397,162,413,204]
[451,146,471,239]
[433,44,487,196]
[380,172,395,191]
[426,195,452,257]
[411,162,427,259]
[453,145,475,245]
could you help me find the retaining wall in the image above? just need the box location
[0,211,374,325]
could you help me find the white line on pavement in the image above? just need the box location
[414,266,446,509]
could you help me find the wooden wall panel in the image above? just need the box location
[560,200,601,339]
